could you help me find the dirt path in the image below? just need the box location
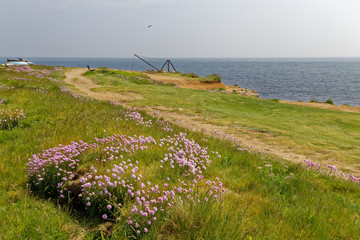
[64,68,142,102]
[64,68,359,174]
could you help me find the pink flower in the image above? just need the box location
[102,214,107,219]
[132,205,138,213]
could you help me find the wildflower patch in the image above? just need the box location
[26,132,224,237]
[0,109,25,130]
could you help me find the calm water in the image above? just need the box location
[2,57,360,106]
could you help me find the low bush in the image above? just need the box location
[182,73,199,78]
[200,74,222,83]
[325,99,334,104]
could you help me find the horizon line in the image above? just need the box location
[2,56,360,59]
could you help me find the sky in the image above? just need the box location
[1,0,360,58]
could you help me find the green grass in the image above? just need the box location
[1,65,360,239]
[181,73,199,78]
[84,69,360,169]
[200,74,222,83]
[84,68,151,86]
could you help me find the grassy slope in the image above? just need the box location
[86,69,360,168]
[0,66,360,239]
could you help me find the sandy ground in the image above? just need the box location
[143,72,259,97]
[64,68,360,174]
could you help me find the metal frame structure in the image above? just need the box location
[133,54,177,72]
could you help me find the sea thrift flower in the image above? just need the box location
[326,164,337,173]
[25,131,228,235]
[304,160,320,169]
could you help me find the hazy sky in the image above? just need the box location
[1,0,360,58]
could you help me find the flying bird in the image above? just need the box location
[147,25,152,28]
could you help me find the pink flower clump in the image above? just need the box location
[26,131,225,236]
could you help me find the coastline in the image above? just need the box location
[3,57,359,106]
[3,64,358,112]
[142,69,360,112]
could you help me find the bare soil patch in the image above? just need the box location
[143,72,259,97]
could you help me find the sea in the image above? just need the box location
[1,57,359,106]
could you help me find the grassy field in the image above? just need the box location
[83,69,360,171]
[1,65,360,239]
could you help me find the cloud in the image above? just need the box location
[0,0,227,13]
[80,0,201,8]
[0,0,176,9]
[8,0,223,8]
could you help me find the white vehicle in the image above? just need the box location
[5,58,34,65]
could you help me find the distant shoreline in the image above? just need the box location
[2,58,359,106]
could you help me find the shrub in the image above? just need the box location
[325,99,334,105]
[182,73,199,78]
[200,74,222,83]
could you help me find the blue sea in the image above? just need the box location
[2,57,359,106]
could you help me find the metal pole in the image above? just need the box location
[160,60,168,70]
[169,60,177,72]
[133,54,159,71]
